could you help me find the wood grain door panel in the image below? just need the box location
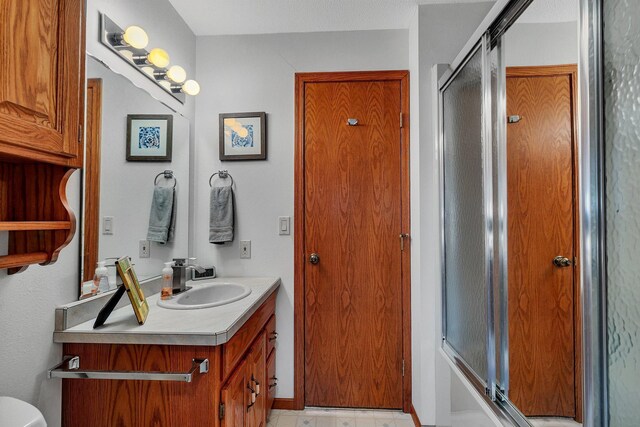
[0,0,84,162]
[507,70,576,417]
[303,80,403,409]
[221,359,247,427]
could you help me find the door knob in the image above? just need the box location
[309,253,320,265]
[553,256,572,268]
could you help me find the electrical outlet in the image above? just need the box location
[240,240,251,259]
[139,240,150,258]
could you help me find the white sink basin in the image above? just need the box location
[157,282,252,310]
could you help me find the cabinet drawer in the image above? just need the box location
[222,293,276,380]
[266,350,276,420]
[265,315,277,357]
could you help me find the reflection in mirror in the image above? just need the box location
[502,0,581,425]
[81,55,190,292]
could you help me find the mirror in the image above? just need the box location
[502,0,580,424]
[80,55,190,289]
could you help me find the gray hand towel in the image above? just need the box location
[209,185,234,244]
[147,186,176,244]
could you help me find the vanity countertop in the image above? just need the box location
[53,277,280,346]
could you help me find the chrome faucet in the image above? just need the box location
[172,258,206,294]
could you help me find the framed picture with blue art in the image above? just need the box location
[219,112,267,161]
[126,114,173,162]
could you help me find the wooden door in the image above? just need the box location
[83,79,103,282]
[0,0,85,166]
[221,359,247,427]
[506,66,578,418]
[302,75,406,409]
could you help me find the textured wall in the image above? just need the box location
[604,0,640,425]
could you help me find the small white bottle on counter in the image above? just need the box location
[94,261,110,293]
[161,261,174,300]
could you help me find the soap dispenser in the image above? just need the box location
[161,261,174,300]
[94,261,110,293]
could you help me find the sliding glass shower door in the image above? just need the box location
[603,1,640,425]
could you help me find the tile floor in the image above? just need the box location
[528,418,582,427]
[267,408,415,427]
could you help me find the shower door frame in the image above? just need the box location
[437,0,608,426]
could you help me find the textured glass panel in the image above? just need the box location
[604,1,640,425]
[443,47,488,380]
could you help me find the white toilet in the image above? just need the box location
[0,397,47,427]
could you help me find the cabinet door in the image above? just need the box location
[221,359,247,427]
[0,0,85,165]
[247,332,266,427]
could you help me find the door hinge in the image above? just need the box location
[78,125,83,142]
[219,403,225,420]
[400,112,404,128]
[402,360,405,377]
[400,233,410,251]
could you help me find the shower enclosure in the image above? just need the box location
[438,0,640,426]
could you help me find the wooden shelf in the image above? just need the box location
[0,221,72,231]
[0,252,49,269]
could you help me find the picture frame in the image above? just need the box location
[219,112,267,161]
[126,114,173,162]
[115,256,149,325]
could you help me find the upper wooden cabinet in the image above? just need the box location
[0,0,85,273]
[0,0,85,167]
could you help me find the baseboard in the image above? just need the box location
[273,398,297,410]
[410,403,423,427]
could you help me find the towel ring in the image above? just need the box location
[209,170,234,188]
[154,170,177,189]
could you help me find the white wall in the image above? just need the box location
[505,22,578,66]
[87,58,191,279]
[410,3,495,425]
[193,29,409,399]
[0,2,195,426]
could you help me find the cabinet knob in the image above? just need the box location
[269,332,278,342]
[309,253,320,265]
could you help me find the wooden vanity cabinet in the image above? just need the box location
[0,0,86,273]
[62,293,277,427]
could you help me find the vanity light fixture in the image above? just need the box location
[100,13,200,104]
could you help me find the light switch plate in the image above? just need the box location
[139,240,150,258]
[278,216,290,235]
[240,240,251,259]
[103,216,114,235]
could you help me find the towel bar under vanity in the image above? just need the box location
[48,355,209,382]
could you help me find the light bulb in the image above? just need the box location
[237,127,249,138]
[182,79,200,96]
[166,65,187,83]
[147,48,170,68]
[122,26,148,49]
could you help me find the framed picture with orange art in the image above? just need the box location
[219,112,267,161]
